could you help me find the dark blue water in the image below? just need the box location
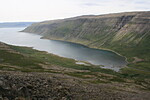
[0,27,127,71]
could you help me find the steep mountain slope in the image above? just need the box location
[23,11,150,62]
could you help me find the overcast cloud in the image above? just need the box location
[0,0,149,22]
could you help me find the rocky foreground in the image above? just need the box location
[0,42,150,100]
[0,71,150,100]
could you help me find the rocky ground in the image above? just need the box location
[0,42,150,100]
[0,71,150,100]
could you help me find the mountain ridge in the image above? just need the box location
[22,11,150,62]
[0,11,150,99]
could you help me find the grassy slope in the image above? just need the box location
[22,12,150,83]
[0,43,118,76]
[22,12,150,61]
[10,45,118,74]
[0,43,149,90]
[105,34,150,80]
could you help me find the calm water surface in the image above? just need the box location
[0,27,127,71]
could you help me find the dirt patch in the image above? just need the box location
[132,57,144,63]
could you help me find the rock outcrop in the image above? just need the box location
[0,71,150,100]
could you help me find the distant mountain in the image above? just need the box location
[0,22,34,28]
[0,11,150,99]
[22,11,150,62]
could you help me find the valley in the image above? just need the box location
[0,42,150,99]
[0,11,150,99]
[23,11,150,82]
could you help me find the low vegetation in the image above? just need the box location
[0,43,149,91]
[22,11,150,87]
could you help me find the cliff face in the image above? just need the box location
[23,11,150,60]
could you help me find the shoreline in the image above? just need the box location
[41,36,129,64]
[20,31,129,71]
[95,47,129,64]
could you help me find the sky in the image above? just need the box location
[0,0,150,22]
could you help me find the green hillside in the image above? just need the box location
[0,42,150,99]
[23,11,150,60]
[23,11,150,74]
